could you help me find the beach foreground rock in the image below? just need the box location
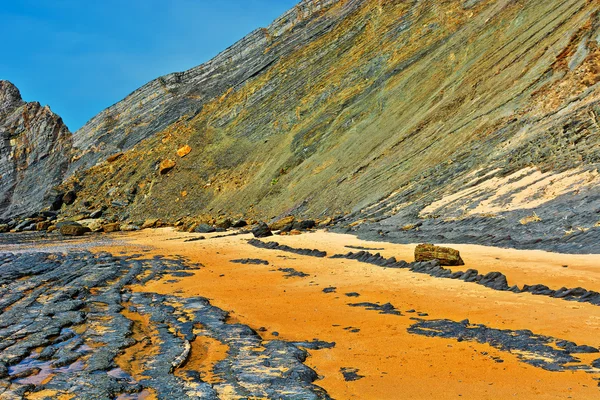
[414,243,465,266]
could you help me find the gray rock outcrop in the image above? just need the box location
[0,80,72,218]
[69,0,351,171]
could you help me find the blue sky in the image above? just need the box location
[0,0,298,131]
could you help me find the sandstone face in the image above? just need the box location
[0,81,72,219]
[32,0,600,254]
[415,244,465,267]
[78,218,105,232]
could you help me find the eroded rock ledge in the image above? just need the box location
[0,250,331,399]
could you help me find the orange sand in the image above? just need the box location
[94,229,600,399]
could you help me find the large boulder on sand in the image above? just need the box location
[292,220,316,231]
[194,224,216,233]
[215,217,232,229]
[120,224,140,232]
[232,220,248,228]
[415,244,464,266]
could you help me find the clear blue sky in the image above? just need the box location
[0,0,298,131]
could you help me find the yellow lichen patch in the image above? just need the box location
[565,226,588,236]
[159,159,176,174]
[520,212,542,225]
[26,390,74,400]
[401,223,419,231]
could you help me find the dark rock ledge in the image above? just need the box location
[408,318,600,373]
[248,239,327,257]
[331,250,600,308]
[0,251,332,399]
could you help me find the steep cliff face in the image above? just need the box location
[0,81,72,218]
[70,0,345,172]
[61,0,600,250]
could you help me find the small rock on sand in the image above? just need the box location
[252,222,273,238]
[103,222,121,233]
[59,223,90,236]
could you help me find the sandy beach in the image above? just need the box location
[86,228,600,399]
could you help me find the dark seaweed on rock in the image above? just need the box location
[340,367,364,382]
[331,250,509,289]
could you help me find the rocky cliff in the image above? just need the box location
[0,81,72,219]
[69,0,345,172]
[28,0,600,251]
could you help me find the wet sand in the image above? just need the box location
[95,228,600,399]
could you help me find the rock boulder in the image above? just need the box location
[269,216,295,231]
[415,244,465,266]
[159,159,176,175]
[252,222,273,238]
[59,223,91,236]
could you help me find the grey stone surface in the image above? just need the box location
[0,81,72,219]
[0,249,331,399]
